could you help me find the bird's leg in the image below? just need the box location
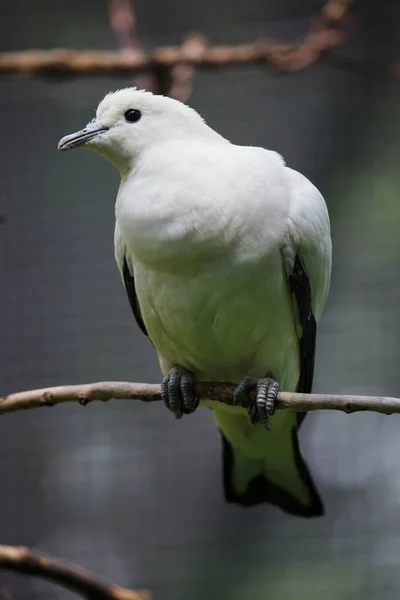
[161,366,199,420]
[233,375,279,430]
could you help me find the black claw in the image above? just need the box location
[161,377,170,410]
[167,368,182,418]
[233,376,257,405]
[180,370,198,414]
[161,367,198,419]
[234,375,279,430]
[248,404,259,425]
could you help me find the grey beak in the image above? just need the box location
[58,122,109,152]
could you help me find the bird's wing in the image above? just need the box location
[114,222,148,337]
[283,167,332,396]
[216,166,330,516]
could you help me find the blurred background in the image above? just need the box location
[1,0,400,598]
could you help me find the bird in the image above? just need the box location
[58,88,332,517]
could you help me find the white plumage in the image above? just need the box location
[59,88,332,517]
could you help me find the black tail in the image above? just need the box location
[219,411,324,518]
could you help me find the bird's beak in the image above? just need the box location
[58,122,109,152]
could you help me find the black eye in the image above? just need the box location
[124,109,142,123]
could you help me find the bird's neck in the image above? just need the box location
[115,152,235,272]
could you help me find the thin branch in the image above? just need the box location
[7,0,393,81]
[108,0,139,52]
[0,45,268,75]
[107,0,202,99]
[108,0,158,92]
[0,0,352,80]
[0,545,148,600]
[0,42,397,81]
[167,33,207,102]
[1,381,400,416]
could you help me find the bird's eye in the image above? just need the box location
[124,109,142,123]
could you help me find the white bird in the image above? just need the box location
[58,88,331,517]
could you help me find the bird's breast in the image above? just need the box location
[133,254,300,389]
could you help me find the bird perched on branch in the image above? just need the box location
[58,88,331,517]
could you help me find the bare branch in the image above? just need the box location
[0,40,338,76]
[0,0,374,81]
[1,42,397,81]
[108,0,158,92]
[12,0,400,83]
[1,381,399,416]
[167,33,207,102]
[0,545,148,600]
[108,0,138,52]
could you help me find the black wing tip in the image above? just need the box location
[122,255,148,337]
[289,253,317,396]
[221,430,325,518]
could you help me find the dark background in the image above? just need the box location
[1,1,400,598]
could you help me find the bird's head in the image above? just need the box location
[58,88,219,172]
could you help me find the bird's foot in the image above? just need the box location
[233,375,279,430]
[161,367,199,420]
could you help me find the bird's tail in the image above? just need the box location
[213,407,324,517]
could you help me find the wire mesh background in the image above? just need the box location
[1,0,400,598]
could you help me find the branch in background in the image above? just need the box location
[108,0,138,52]
[108,0,203,99]
[3,0,398,82]
[263,0,354,71]
[166,33,207,102]
[0,545,148,600]
[313,0,350,29]
[108,0,158,92]
[105,0,354,98]
[1,381,400,416]
[0,1,398,82]
[1,41,398,82]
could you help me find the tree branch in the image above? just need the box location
[0,42,321,75]
[107,0,159,93]
[165,33,207,102]
[0,545,148,600]
[0,2,396,81]
[0,0,364,80]
[0,42,397,81]
[108,0,139,53]
[1,381,399,416]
